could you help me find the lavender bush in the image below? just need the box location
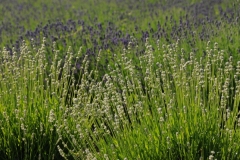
[1,37,240,159]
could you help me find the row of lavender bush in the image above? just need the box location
[1,36,240,159]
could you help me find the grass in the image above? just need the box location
[0,0,240,159]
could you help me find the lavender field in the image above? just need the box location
[0,0,240,159]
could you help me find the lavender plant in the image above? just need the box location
[0,38,78,159]
[55,38,240,159]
